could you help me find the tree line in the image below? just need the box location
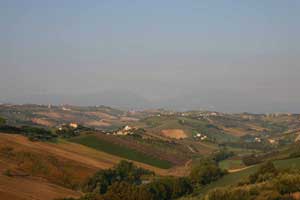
[58,157,227,200]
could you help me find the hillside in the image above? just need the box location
[1,105,300,200]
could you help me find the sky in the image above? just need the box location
[0,0,299,113]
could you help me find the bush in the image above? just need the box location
[275,174,300,195]
[206,187,252,200]
[212,149,234,163]
[249,161,278,183]
[0,116,6,125]
[189,158,226,186]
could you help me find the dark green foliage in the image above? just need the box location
[0,124,57,142]
[56,124,93,138]
[22,126,57,141]
[0,125,22,133]
[99,181,139,200]
[143,179,173,200]
[56,127,79,138]
[130,128,146,138]
[189,158,226,186]
[81,161,193,200]
[206,187,252,200]
[242,151,278,166]
[212,149,234,163]
[249,161,278,183]
[170,177,193,199]
[0,116,6,125]
[83,160,153,195]
[242,154,262,166]
[275,173,300,194]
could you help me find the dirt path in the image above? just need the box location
[228,165,254,173]
[186,145,196,153]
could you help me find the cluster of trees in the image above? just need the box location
[95,177,193,200]
[82,160,154,195]
[211,149,234,163]
[55,124,92,138]
[79,160,193,200]
[0,116,6,125]
[0,123,57,142]
[242,151,278,166]
[190,158,227,186]
[22,126,57,141]
[205,161,300,200]
[0,116,90,141]
[59,158,226,200]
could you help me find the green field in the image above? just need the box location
[200,157,300,195]
[69,135,173,169]
[219,159,244,170]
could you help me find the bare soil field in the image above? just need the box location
[222,127,247,137]
[85,120,111,127]
[86,111,117,120]
[161,129,188,139]
[31,118,55,127]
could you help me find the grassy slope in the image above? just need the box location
[69,135,173,169]
[200,157,300,194]
[219,159,244,170]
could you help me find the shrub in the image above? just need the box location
[274,174,300,195]
[190,159,226,185]
[0,116,6,125]
[249,161,278,183]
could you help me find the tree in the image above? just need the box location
[190,159,225,185]
[0,116,6,125]
[171,177,193,199]
[249,161,278,183]
[83,160,154,195]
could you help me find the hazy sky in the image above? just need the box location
[1,1,299,112]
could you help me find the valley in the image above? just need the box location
[1,104,300,200]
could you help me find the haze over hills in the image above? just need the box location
[1,1,300,200]
[1,103,300,200]
[2,87,299,113]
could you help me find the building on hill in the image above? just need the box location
[105,125,136,136]
[69,123,78,129]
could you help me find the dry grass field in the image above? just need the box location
[161,129,188,139]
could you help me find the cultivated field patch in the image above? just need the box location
[161,129,188,139]
[69,135,173,169]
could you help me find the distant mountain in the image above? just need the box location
[3,88,298,113]
[4,90,152,110]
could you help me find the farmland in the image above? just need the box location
[1,105,300,200]
[69,134,173,169]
